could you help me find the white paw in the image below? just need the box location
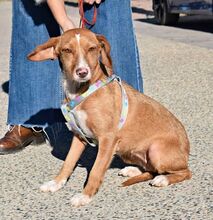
[150,175,169,187]
[71,193,92,207]
[118,166,142,177]
[40,179,67,192]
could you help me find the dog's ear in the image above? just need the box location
[27,37,60,61]
[96,35,113,75]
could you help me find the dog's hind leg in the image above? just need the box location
[148,138,192,187]
[40,136,86,192]
[118,166,143,177]
[150,169,192,187]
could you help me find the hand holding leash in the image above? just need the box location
[83,0,102,5]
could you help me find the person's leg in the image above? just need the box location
[84,0,143,92]
[0,0,65,154]
[8,0,62,127]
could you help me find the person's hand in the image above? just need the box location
[47,0,75,32]
[84,0,102,5]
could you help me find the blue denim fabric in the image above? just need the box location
[7,0,143,156]
[8,0,64,128]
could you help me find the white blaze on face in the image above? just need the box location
[75,34,81,44]
[74,33,91,82]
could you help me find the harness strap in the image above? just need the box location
[68,74,117,109]
[116,77,129,129]
[64,109,96,147]
[61,75,128,146]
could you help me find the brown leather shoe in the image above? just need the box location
[0,125,43,154]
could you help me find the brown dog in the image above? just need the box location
[28,28,191,207]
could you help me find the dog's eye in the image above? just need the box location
[88,46,97,52]
[62,48,72,54]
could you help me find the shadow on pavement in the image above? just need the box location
[135,15,213,34]
[132,6,154,17]
[1,81,9,94]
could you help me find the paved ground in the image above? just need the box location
[132,0,213,49]
[0,1,213,219]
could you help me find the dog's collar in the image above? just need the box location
[61,74,128,146]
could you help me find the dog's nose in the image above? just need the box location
[76,67,88,78]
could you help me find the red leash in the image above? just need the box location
[78,0,97,28]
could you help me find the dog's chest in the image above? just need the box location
[71,110,94,138]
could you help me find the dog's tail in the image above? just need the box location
[122,172,154,187]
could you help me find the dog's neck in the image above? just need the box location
[63,77,88,101]
[64,63,111,101]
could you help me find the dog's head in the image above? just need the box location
[28,28,112,83]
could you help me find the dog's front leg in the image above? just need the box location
[71,135,117,207]
[40,136,86,192]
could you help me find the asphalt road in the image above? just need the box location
[0,1,212,219]
[132,0,213,49]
